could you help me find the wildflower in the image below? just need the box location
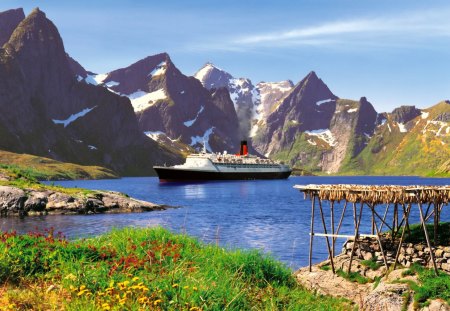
[153,299,162,305]
[190,307,200,311]
[77,289,89,296]
[101,303,111,310]
[193,286,198,291]
[172,283,179,288]
[109,280,115,288]
[183,285,189,289]
[64,273,77,281]
[132,276,140,282]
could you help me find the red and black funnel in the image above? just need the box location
[239,140,248,156]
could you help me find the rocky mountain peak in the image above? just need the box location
[390,105,421,124]
[0,8,25,46]
[194,62,233,89]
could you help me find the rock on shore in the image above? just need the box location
[295,254,450,311]
[0,185,169,216]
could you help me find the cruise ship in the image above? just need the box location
[154,141,292,182]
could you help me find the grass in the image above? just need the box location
[361,258,381,271]
[336,269,370,285]
[394,222,450,245]
[0,227,352,310]
[397,264,450,308]
[0,150,118,180]
[0,165,102,198]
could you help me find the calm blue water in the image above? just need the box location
[1,176,449,269]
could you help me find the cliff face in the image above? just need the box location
[0,8,180,175]
[0,8,24,46]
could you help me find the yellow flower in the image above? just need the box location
[183,286,189,289]
[132,276,140,282]
[109,280,115,288]
[172,283,179,288]
[102,303,111,310]
[190,307,200,311]
[153,299,162,305]
[193,286,198,291]
[64,273,77,281]
[80,285,86,290]
[77,289,89,296]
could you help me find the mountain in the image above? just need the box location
[194,63,261,139]
[340,101,450,176]
[252,71,339,157]
[0,8,24,46]
[87,55,241,153]
[0,8,179,175]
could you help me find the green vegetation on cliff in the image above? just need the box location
[0,227,351,310]
[0,150,118,180]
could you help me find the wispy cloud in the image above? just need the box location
[191,8,450,52]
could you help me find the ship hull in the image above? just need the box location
[154,167,291,182]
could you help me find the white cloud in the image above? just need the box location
[199,8,450,51]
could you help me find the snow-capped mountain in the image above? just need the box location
[82,55,240,153]
[0,8,180,175]
[194,63,260,139]
[0,7,447,177]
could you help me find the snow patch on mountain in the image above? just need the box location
[348,108,358,113]
[421,112,429,119]
[105,81,119,88]
[397,122,407,133]
[194,63,220,82]
[316,99,334,106]
[304,129,337,146]
[84,73,107,85]
[52,106,97,128]
[129,89,167,112]
[184,106,204,127]
[422,121,450,136]
[190,127,215,152]
[307,139,317,146]
[149,61,166,77]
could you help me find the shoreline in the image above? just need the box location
[0,184,172,217]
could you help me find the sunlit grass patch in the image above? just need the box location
[0,227,352,310]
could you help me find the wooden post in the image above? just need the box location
[333,201,348,247]
[308,194,316,272]
[417,198,439,275]
[331,201,335,258]
[348,201,364,274]
[394,203,412,270]
[370,204,389,270]
[379,203,390,232]
[318,199,335,273]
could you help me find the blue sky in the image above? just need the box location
[1,0,450,112]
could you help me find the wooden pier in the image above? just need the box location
[294,184,450,275]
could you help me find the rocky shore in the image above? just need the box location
[296,244,450,311]
[0,185,170,217]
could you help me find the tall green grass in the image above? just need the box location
[1,227,352,310]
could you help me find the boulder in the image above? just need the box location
[0,185,27,215]
[362,283,410,311]
[24,191,49,212]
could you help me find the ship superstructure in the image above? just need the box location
[154,141,292,182]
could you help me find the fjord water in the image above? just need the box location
[1,176,449,269]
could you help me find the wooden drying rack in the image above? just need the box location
[294,184,450,275]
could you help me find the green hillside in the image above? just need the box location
[340,101,450,177]
[0,150,118,180]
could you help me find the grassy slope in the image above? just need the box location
[0,150,118,180]
[340,101,450,177]
[0,227,352,310]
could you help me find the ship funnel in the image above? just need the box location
[239,140,248,156]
